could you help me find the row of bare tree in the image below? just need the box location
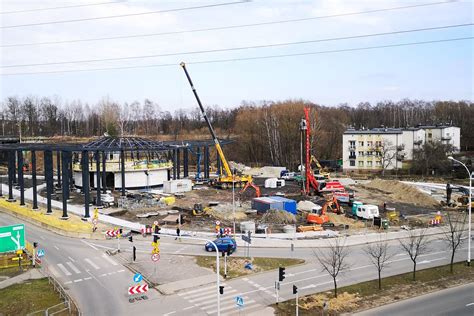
[316,213,467,298]
[1,96,472,167]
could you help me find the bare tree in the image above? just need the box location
[441,212,467,273]
[364,237,395,290]
[399,229,429,281]
[315,238,350,297]
[378,140,397,175]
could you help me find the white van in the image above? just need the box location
[356,204,379,220]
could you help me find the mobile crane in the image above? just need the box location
[180,62,254,189]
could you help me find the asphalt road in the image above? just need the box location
[1,210,473,316]
[356,283,474,316]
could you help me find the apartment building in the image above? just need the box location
[342,125,460,171]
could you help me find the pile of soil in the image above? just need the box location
[207,204,248,221]
[361,179,440,208]
[327,213,365,228]
[261,209,296,224]
[299,292,360,313]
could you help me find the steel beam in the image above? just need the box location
[32,150,38,209]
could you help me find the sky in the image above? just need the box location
[0,0,473,111]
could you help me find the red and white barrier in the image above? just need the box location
[223,227,232,236]
[430,219,441,226]
[105,230,119,238]
[141,227,153,236]
[128,283,149,295]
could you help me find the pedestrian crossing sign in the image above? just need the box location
[37,249,45,257]
[235,296,244,308]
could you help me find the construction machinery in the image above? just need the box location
[323,195,344,215]
[306,205,330,225]
[192,203,212,216]
[180,62,253,189]
[310,155,330,180]
[240,181,261,197]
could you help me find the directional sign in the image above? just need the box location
[235,296,244,308]
[0,224,25,253]
[128,283,148,295]
[241,234,251,244]
[151,253,160,262]
[37,249,45,258]
[133,273,143,283]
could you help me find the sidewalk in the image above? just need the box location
[0,268,44,290]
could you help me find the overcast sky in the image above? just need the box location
[0,0,472,111]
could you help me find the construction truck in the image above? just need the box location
[180,62,254,189]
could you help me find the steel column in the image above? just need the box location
[18,150,25,205]
[173,149,177,180]
[32,150,38,209]
[44,150,53,214]
[61,151,69,219]
[183,148,189,178]
[7,150,15,201]
[204,146,210,179]
[82,151,90,218]
[102,151,107,193]
[177,149,181,179]
[56,151,61,187]
[121,150,125,196]
[95,151,101,206]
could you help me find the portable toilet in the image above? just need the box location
[352,201,363,216]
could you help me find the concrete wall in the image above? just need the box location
[73,169,169,189]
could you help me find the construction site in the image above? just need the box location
[1,64,470,241]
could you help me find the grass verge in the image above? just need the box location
[274,262,474,315]
[195,256,305,279]
[0,278,67,316]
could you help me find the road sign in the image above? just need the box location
[35,257,42,265]
[151,253,160,262]
[153,221,158,226]
[105,230,119,238]
[235,296,244,308]
[215,221,220,226]
[242,234,251,244]
[128,283,148,295]
[133,273,143,283]
[37,249,45,258]
[0,224,25,253]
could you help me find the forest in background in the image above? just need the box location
[1,96,472,169]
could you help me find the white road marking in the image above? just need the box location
[466,303,474,307]
[40,236,45,240]
[57,263,71,276]
[66,262,81,274]
[67,256,75,262]
[84,277,92,281]
[73,279,83,283]
[81,240,99,250]
[101,254,118,266]
[48,265,61,278]
[108,272,116,276]
[84,258,100,270]
[54,245,59,250]
[64,281,72,285]
[189,289,237,303]
[117,269,125,273]
[99,273,107,277]
[178,284,226,296]
[182,306,194,311]
[209,299,256,314]
[163,312,176,316]
[185,287,220,300]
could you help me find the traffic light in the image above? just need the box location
[293,285,298,294]
[132,246,136,261]
[128,235,133,242]
[219,286,224,295]
[33,242,38,248]
[278,267,286,282]
[119,228,123,234]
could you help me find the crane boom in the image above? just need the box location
[180,62,233,179]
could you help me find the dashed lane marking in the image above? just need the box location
[54,245,59,250]
[182,306,194,311]
[67,256,75,262]
[73,279,83,283]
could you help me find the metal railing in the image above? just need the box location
[41,266,81,316]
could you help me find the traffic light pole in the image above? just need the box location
[296,291,299,316]
[154,233,221,316]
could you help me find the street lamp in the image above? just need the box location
[448,156,472,266]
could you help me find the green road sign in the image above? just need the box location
[0,224,25,253]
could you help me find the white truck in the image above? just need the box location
[356,204,379,220]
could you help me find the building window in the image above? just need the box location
[358,151,364,156]
[376,161,382,166]
[366,151,373,156]
[349,141,355,149]
[367,161,373,167]
[375,141,382,147]
[350,160,355,167]
[358,161,364,167]
[367,141,373,147]
[375,151,382,157]
[349,151,356,159]
[359,141,364,147]
[428,133,432,138]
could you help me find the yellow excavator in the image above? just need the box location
[180,62,253,189]
[310,155,330,180]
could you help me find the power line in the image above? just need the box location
[0,0,457,46]
[0,0,249,29]
[2,36,472,76]
[2,23,471,69]
[0,1,123,15]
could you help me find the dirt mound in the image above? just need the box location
[300,292,360,313]
[362,179,440,208]
[261,209,296,224]
[207,204,248,221]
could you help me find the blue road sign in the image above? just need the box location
[37,249,45,258]
[133,273,143,283]
[235,296,244,308]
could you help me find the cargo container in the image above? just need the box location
[251,197,284,213]
[267,196,297,214]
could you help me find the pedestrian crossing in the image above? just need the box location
[177,284,264,315]
[50,255,121,281]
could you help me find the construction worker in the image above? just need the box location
[175,224,181,242]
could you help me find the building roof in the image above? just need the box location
[344,128,403,135]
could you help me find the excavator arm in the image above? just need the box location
[240,181,261,197]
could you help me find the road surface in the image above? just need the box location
[356,283,474,316]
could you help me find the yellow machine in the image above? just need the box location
[181,62,253,189]
[310,155,330,180]
[192,203,212,216]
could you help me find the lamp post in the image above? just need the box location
[448,156,472,266]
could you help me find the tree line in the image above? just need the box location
[1,96,472,168]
